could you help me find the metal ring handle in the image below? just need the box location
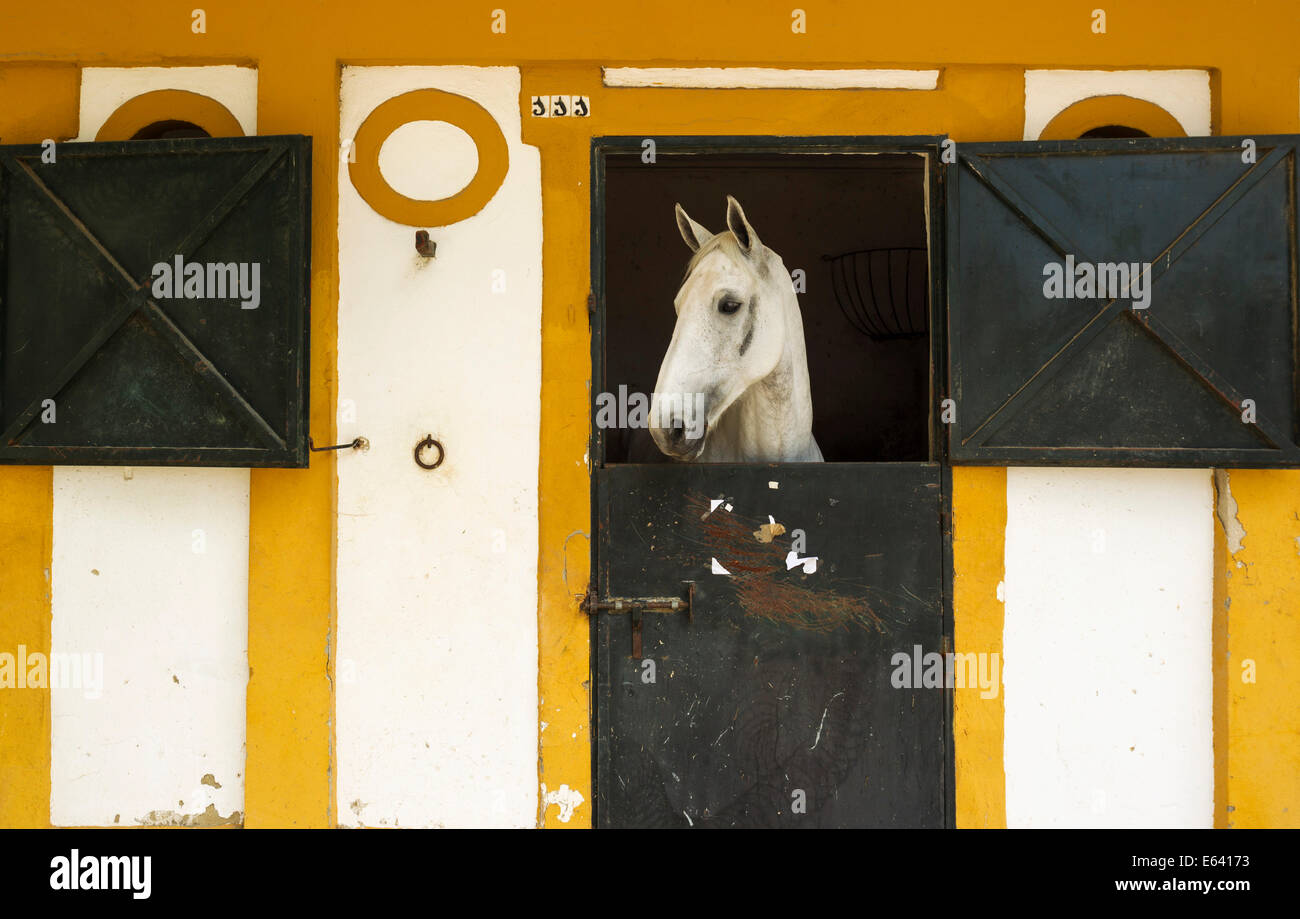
[414,435,444,470]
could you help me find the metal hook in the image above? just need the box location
[414,435,445,470]
[309,436,368,452]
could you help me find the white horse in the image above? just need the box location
[649,196,823,463]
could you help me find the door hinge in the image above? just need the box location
[582,581,695,658]
[586,291,596,322]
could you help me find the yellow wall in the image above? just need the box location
[1215,471,1300,828]
[952,468,1007,827]
[0,0,1297,828]
[0,65,78,828]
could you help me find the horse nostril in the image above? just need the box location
[669,418,686,442]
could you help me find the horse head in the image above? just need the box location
[650,196,814,462]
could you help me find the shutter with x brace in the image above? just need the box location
[0,134,310,466]
[947,136,1300,467]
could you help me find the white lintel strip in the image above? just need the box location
[602,67,940,90]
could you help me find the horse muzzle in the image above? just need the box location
[652,416,708,460]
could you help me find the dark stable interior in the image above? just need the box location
[601,151,930,463]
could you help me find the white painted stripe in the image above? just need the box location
[51,467,249,826]
[1003,468,1213,828]
[602,67,940,90]
[337,66,541,828]
[48,65,255,828]
[1024,69,1211,140]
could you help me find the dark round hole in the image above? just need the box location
[1079,124,1151,139]
[129,120,211,140]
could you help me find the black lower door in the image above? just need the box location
[593,462,949,827]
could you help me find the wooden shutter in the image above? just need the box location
[0,134,310,466]
[947,136,1300,466]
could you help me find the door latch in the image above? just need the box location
[582,581,695,657]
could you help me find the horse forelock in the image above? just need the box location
[679,231,770,288]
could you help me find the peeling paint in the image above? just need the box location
[200,773,222,789]
[540,782,584,823]
[753,517,786,543]
[1213,469,1246,555]
[135,804,241,827]
[692,493,884,632]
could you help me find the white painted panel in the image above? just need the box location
[379,121,479,200]
[1003,468,1213,828]
[48,65,255,828]
[1024,69,1211,140]
[51,467,249,826]
[337,66,541,828]
[76,66,257,141]
[602,67,939,90]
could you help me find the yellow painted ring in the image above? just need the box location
[95,89,245,141]
[1038,94,1188,140]
[348,88,509,227]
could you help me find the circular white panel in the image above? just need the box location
[378,120,480,201]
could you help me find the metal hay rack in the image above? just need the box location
[824,247,928,341]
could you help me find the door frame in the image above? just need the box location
[588,134,955,827]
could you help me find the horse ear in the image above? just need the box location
[725,195,759,255]
[675,203,712,252]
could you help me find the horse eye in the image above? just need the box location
[718,297,743,315]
